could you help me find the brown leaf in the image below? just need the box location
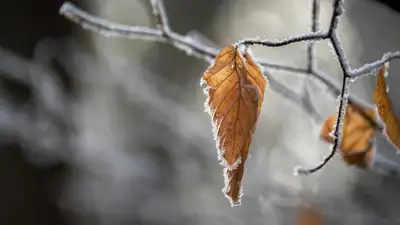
[201,45,266,206]
[320,104,376,168]
[373,63,400,152]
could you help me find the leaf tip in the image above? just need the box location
[221,166,245,207]
[222,186,243,207]
[222,186,242,207]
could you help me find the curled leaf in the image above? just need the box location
[320,104,376,168]
[373,63,400,152]
[201,45,266,206]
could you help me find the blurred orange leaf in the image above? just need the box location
[320,104,376,168]
[373,63,400,152]
[295,204,323,225]
[201,45,266,206]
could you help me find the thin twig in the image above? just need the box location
[296,0,352,175]
[307,0,320,72]
[149,0,171,35]
[296,77,350,175]
[60,3,164,40]
[350,51,400,77]
[238,32,328,47]
[312,69,382,130]
[59,1,364,115]
[328,0,344,35]
[329,32,351,75]
[58,2,347,119]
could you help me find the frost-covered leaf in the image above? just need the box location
[320,104,376,168]
[201,45,266,206]
[373,63,400,153]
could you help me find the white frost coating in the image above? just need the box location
[236,44,247,54]
[381,60,390,93]
[225,156,242,170]
[327,40,339,61]
[235,36,261,46]
[337,0,345,15]
[149,0,171,33]
[334,78,351,153]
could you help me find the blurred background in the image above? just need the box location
[1,0,400,224]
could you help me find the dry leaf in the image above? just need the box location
[320,104,376,168]
[373,63,400,152]
[201,45,266,206]
[295,204,323,225]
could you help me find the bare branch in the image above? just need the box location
[150,0,171,35]
[58,2,341,112]
[60,3,164,40]
[311,0,320,36]
[58,2,348,118]
[296,0,355,175]
[329,33,351,75]
[59,0,400,176]
[238,32,328,47]
[312,69,383,130]
[295,0,350,175]
[296,78,350,175]
[328,0,345,35]
[350,51,400,77]
[307,0,320,72]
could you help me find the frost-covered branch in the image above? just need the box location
[59,0,400,175]
[328,0,344,34]
[296,0,351,175]
[149,0,171,35]
[239,32,328,47]
[59,1,366,122]
[350,51,400,77]
[307,0,320,72]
